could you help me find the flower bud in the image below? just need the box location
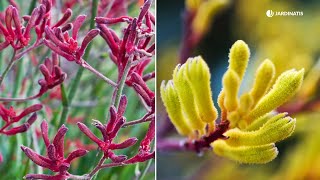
[250,59,276,105]
[212,140,278,164]
[111,137,138,149]
[247,69,304,121]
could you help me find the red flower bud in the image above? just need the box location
[53,8,72,28]
[77,29,100,57]
[65,149,88,163]
[106,106,117,132]
[53,125,68,158]
[117,95,127,117]
[41,121,50,147]
[110,137,138,150]
[77,122,104,146]
[72,15,86,39]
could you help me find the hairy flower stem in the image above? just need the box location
[82,62,117,87]
[0,50,16,86]
[158,121,229,153]
[113,56,133,108]
[122,113,154,128]
[0,94,38,102]
[59,0,98,125]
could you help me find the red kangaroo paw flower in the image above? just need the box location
[117,95,127,117]
[21,146,53,169]
[47,144,57,161]
[110,137,138,150]
[108,151,127,163]
[72,15,86,39]
[53,125,68,158]
[106,106,117,132]
[109,117,126,140]
[41,121,50,147]
[65,149,88,163]
[132,83,152,106]
[140,118,155,152]
[77,29,100,57]
[131,72,154,98]
[23,121,88,177]
[77,122,104,146]
[52,8,72,28]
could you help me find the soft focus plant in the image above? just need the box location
[0,0,154,179]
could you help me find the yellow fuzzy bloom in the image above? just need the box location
[173,64,206,134]
[185,56,218,124]
[161,40,303,164]
[212,140,278,164]
[160,81,192,136]
[250,59,276,106]
[247,69,304,121]
[225,115,295,146]
[223,69,240,112]
[228,40,250,81]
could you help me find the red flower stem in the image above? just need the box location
[122,112,154,128]
[158,121,230,153]
[88,156,106,178]
[14,40,43,61]
[0,94,38,102]
[0,49,16,86]
[81,61,117,87]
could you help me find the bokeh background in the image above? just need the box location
[157,0,320,179]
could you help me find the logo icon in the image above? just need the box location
[266,10,274,17]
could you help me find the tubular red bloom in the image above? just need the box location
[37,54,67,97]
[21,121,88,178]
[77,95,138,161]
[44,17,100,64]
[0,104,42,135]
[96,0,154,82]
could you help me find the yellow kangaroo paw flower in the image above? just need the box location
[247,69,304,121]
[173,64,206,134]
[223,69,240,111]
[161,81,193,136]
[185,56,218,126]
[212,140,278,164]
[250,59,276,106]
[228,40,250,81]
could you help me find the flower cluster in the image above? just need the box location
[21,121,88,179]
[0,104,42,135]
[44,15,100,64]
[161,40,304,163]
[78,95,154,165]
[37,53,67,97]
[95,0,155,81]
[0,103,42,164]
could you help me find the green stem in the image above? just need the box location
[58,84,69,127]
[28,0,37,15]
[0,50,16,87]
[114,57,133,108]
[58,0,99,125]
[138,159,153,180]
